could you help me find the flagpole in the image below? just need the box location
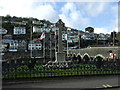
[67,29,68,58]
[54,28,57,62]
[30,25,32,58]
[78,31,80,49]
[67,27,71,58]
[43,31,45,63]
[50,30,52,60]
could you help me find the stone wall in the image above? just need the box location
[68,47,119,58]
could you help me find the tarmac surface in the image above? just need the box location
[2,75,120,90]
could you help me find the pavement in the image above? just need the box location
[2,75,120,90]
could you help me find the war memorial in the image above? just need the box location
[2,19,120,89]
[2,19,120,78]
[1,1,120,89]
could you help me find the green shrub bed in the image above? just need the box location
[3,64,120,79]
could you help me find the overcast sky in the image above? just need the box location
[0,0,119,34]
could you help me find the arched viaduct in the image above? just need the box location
[68,47,119,62]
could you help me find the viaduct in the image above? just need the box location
[68,47,120,62]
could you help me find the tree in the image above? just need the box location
[85,27,94,33]
[111,31,116,38]
[95,56,103,69]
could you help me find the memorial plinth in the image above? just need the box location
[55,52,65,61]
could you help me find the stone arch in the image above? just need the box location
[93,54,105,61]
[69,53,73,60]
[76,53,83,58]
[76,53,82,64]
[93,54,105,69]
[83,53,91,64]
[72,53,77,62]
[72,53,77,57]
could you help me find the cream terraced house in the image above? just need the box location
[13,27,26,35]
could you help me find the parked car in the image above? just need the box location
[68,46,78,49]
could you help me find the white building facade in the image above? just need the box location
[33,26,50,33]
[28,43,42,50]
[0,28,7,34]
[9,40,18,51]
[13,27,26,35]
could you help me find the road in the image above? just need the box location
[2,75,120,90]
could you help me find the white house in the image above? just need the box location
[18,40,27,50]
[9,40,18,51]
[33,26,42,32]
[32,20,43,25]
[28,43,42,50]
[0,28,7,34]
[13,27,26,35]
[11,21,27,25]
[33,26,50,33]
[2,35,12,44]
[98,33,107,40]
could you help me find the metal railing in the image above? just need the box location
[2,58,120,79]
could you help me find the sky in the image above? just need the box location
[0,0,119,34]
